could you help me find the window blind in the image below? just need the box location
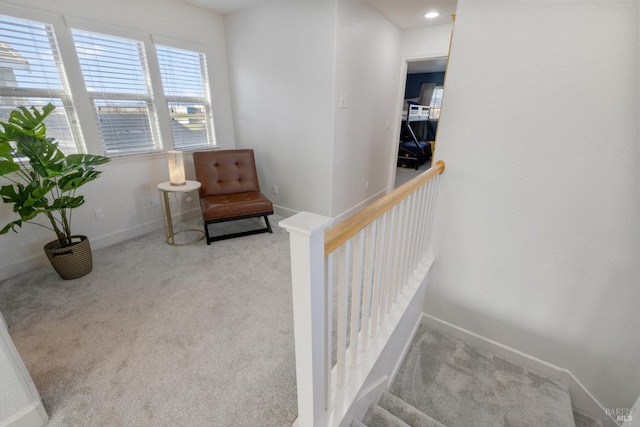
[72,28,161,156]
[156,45,215,150]
[429,87,444,120]
[0,14,81,154]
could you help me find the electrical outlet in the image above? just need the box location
[365,180,370,191]
[94,208,105,222]
[340,94,348,108]
[273,185,279,195]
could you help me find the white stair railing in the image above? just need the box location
[280,160,445,427]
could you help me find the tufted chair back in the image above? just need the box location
[194,149,261,197]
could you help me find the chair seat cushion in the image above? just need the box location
[200,191,273,221]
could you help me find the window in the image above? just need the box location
[156,45,215,149]
[0,14,82,154]
[71,28,161,157]
[429,86,444,120]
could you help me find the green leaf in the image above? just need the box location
[0,160,19,176]
[0,220,23,234]
[58,170,102,192]
[51,195,84,210]
[11,104,53,133]
[0,180,54,212]
[16,136,65,178]
[0,184,21,204]
[0,141,14,161]
[65,153,110,169]
[0,104,53,143]
[16,205,39,221]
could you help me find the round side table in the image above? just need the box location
[157,180,205,246]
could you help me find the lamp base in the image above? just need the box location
[170,182,186,186]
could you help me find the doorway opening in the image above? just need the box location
[393,57,447,189]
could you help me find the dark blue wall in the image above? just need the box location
[404,72,445,99]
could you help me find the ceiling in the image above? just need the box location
[407,57,448,74]
[178,0,265,15]
[178,0,458,31]
[365,0,457,31]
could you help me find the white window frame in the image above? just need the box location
[67,19,162,158]
[429,86,444,120]
[153,36,217,151]
[0,12,84,154]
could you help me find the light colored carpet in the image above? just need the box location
[394,161,432,188]
[0,216,297,427]
[573,409,604,427]
[390,322,577,427]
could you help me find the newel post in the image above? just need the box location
[280,212,333,427]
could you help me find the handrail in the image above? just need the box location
[325,160,445,255]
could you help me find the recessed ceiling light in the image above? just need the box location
[424,12,440,19]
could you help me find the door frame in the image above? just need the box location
[386,54,449,194]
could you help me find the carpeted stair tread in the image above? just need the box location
[362,403,411,427]
[391,322,576,427]
[573,409,604,427]
[379,391,446,427]
[351,419,368,427]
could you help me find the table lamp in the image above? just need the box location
[168,151,186,186]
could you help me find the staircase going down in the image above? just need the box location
[353,323,604,427]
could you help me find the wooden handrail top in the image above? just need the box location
[325,160,445,255]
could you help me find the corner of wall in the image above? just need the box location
[0,401,48,427]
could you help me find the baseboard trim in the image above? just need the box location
[421,313,619,427]
[0,310,7,330]
[273,204,299,219]
[332,189,386,225]
[0,401,48,427]
[273,191,387,228]
[0,208,202,282]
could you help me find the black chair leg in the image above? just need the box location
[204,223,211,245]
[264,215,273,233]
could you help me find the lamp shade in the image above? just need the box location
[168,151,186,186]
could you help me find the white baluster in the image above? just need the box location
[370,213,386,336]
[360,223,375,349]
[325,251,333,407]
[336,242,350,387]
[349,231,363,368]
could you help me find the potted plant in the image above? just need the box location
[0,104,109,279]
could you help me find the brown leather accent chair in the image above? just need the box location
[193,149,273,244]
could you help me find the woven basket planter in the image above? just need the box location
[44,235,93,280]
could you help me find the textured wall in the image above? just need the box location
[331,0,401,218]
[225,0,337,217]
[428,0,640,409]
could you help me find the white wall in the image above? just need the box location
[400,23,453,60]
[1,314,47,426]
[0,0,235,280]
[331,1,401,218]
[428,0,640,411]
[0,343,31,423]
[225,0,337,217]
